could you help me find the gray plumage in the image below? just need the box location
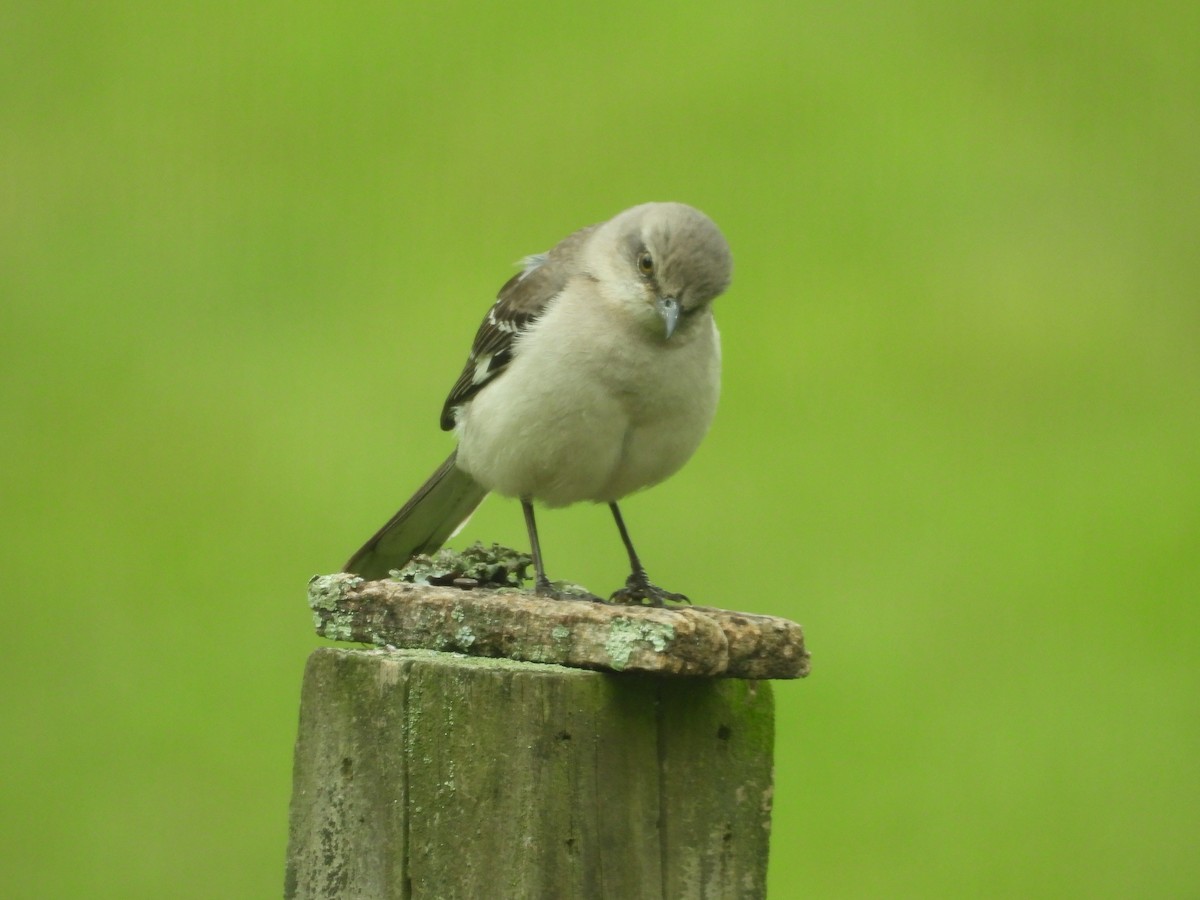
[345,202,733,600]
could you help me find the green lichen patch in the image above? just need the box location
[603,618,677,671]
[307,574,364,639]
[308,573,362,611]
[319,609,357,643]
[391,542,533,589]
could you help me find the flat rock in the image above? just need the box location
[308,574,811,679]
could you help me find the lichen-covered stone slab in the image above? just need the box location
[308,574,810,679]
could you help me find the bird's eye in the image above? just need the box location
[638,251,655,275]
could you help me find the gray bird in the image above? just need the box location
[344,201,733,604]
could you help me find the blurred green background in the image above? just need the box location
[3,2,1197,897]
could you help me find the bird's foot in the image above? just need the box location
[609,572,690,607]
[533,576,604,603]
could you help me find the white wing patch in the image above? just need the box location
[486,307,522,334]
[471,353,494,386]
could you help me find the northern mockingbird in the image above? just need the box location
[344,202,733,603]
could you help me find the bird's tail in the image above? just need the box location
[343,451,488,580]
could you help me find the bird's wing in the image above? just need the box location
[439,224,596,430]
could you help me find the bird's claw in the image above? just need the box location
[609,573,690,607]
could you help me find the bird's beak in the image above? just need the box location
[657,296,681,339]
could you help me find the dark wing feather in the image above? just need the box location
[439,225,596,430]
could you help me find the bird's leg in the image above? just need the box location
[608,502,690,606]
[521,498,555,594]
[522,498,602,601]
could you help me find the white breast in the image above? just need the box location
[454,289,720,507]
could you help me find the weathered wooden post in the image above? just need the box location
[286,574,809,899]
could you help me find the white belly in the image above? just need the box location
[454,296,720,507]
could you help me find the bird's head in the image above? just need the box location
[594,202,733,340]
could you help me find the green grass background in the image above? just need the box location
[3,2,1197,896]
